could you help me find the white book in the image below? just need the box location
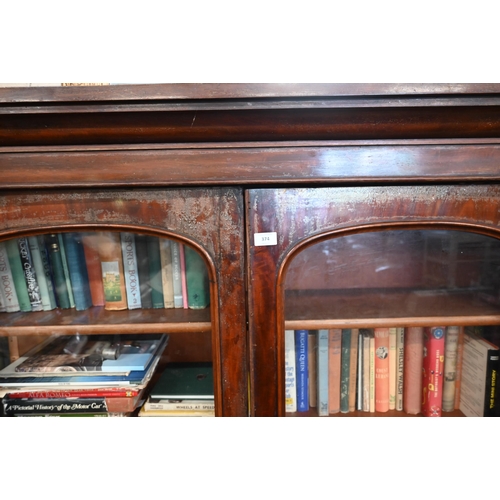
[0,241,20,312]
[317,329,329,416]
[159,239,174,308]
[28,236,54,311]
[396,327,405,411]
[170,241,183,308]
[120,233,142,309]
[145,399,215,411]
[284,329,297,413]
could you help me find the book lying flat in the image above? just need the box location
[149,362,214,401]
[0,334,165,377]
[0,335,168,387]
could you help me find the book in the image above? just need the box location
[316,329,329,416]
[422,326,445,417]
[396,327,405,411]
[138,406,215,417]
[144,399,215,411]
[184,245,210,309]
[5,238,31,311]
[459,328,499,417]
[284,329,297,412]
[17,237,43,311]
[454,326,465,410]
[3,397,109,416]
[179,243,188,309]
[120,232,142,310]
[374,327,390,413]
[0,241,21,312]
[1,334,166,375]
[146,236,164,309]
[81,233,105,307]
[403,326,424,415]
[62,232,92,311]
[369,332,375,413]
[388,327,397,410]
[295,329,309,412]
[328,328,341,414]
[171,241,183,308]
[442,326,460,412]
[45,233,71,309]
[5,387,141,399]
[134,234,153,309]
[148,362,213,401]
[362,329,371,412]
[159,238,174,308]
[340,328,351,413]
[57,234,75,308]
[97,232,128,310]
[348,328,359,412]
[27,236,54,311]
[356,330,363,411]
[308,330,318,408]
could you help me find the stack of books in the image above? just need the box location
[139,362,215,417]
[0,333,169,417]
[285,325,499,417]
[0,231,210,314]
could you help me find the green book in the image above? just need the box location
[45,234,71,309]
[149,362,214,401]
[5,239,31,312]
[146,236,164,309]
[340,328,351,413]
[58,234,75,308]
[185,246,210,309]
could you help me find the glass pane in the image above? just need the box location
[0,230,214,417]
[283,229,500,417]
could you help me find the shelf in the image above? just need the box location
[284,288,500,329]
[0,307,211,336]
[287,409,466,417]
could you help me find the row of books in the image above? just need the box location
[0,231,210,313]
[0,333,169,417]
[285,326,499,417]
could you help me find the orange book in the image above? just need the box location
[403,326,424,415]
[422,326,445,417]
[81,233,105,307]
[96,232,128,310]
[328,328,342,414]
[374,327,390,413]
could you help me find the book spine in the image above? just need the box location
[369,332,375,413]
[348,328,359,412]
[120,233,142,310]
[317,329,329,416]
[37,236,58,309]
[422,326,445,417]
[179,243,188,309]
[146,236,164,309]
[0,241,21,312]
[328,328,341,414]
[284,329,297,413]
[5,239,31,311]
[45,234,71,309]
[396,327,405,411]
[171,241,183,308]
[454,326,465,410]
[159,238,174,308]
[145,400,215,411]
[442,326,460,412]
[308,330,318,408]
[62,233,92,311]
[362,330,371,412]
[184,245,210,309]
[484,348,499,417]
[3,398,109,415]
[98,232,128,310]
[340,328,351,413]
[6,388,140,399]
[403,326,424,415]
[17,237,44,311]
[356,330,363,411]
[57,234,75,308]
[295,329,309,412]
[81,234,105,307]
[388,327,397,410]
[134,235,153,309]
[0,284,5,312]
[27,236,54,311]
[374,327,390,413]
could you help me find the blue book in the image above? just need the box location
[317,329,329,416]
[295,329,309,412]
[62,233,92,311]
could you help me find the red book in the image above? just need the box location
[6,388,140,399]
[422,326,445,417]
[403,327,424,415]
[328,328,342,414]
[374,327,390,412]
